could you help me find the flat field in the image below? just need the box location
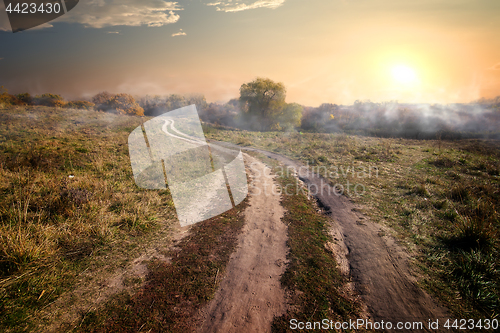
[204,125,500,318]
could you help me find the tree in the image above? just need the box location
[166,94,187,110]
[275,103,303,131]
[239,77,298,131]
[186,94,208,113]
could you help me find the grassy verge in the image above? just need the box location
[204,125,500,319]
[235,154,363,332]
[0,106,176,332]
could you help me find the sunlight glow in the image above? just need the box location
[391,65,417,84]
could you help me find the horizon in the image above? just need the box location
[1,0,500,107]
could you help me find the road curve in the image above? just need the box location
[210,140,453,333]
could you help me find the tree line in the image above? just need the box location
[2,78,500,139]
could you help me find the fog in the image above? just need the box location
[142,94,500,140]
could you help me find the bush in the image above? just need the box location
[0,86,21,106]
[452,214,497,251]
[52,100,67,108]
[452,249,499,311]
[64,100,95,110]
[430,157,456,168]
[92,91,114,110]
[16,93,32,105]
[92,92,144,116]
[110,93,144,116]
[33,93,66,107]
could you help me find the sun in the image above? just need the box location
[391,65,417,84]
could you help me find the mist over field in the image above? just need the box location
[136,92,500,140]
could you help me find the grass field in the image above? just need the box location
[204,125,500,318]
[1,105,498,331]
[0,106,178,331]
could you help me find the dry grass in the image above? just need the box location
[0,106,176,332]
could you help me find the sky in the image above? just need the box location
[0,0,499,106]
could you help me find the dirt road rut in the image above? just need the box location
[197,155,288,333]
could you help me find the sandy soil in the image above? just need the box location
[213,142,453,333]
[197,155,288,333]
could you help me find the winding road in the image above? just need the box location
[211,141,453,332]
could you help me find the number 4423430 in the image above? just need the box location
[5,2,62,14]
[444,319,498,330]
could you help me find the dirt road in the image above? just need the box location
[212,142,452,332]
[197,155,288,333]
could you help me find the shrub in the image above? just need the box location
[452,249,499,311]
[0,86,20,106]
[64,100,95,110]
[110,93,144,116]
[449,211,497,251]
[448,184,469,202]
[430,157,455,168]
[92,91,114,110]
[33,93,65,107]
[92,92,144,116]
[52,100,67,108]
[16,93,32,105]
[412,182,429,196]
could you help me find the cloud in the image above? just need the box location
[107,31,121,34]
[172,29,186,37]
[59,0,183,28]
[205,0,286,12]
[488,62,500,70]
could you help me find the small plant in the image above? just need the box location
[448,184,469,202]
[450,214,496,251]
[413,182,429,196]
[430,157,455,168]
[452,249,499,312]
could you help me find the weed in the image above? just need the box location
[430,157,455,168]
[448,214,497,251]
[412,182,429,197]
[448,184,469,202]
[451,249,499,312]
